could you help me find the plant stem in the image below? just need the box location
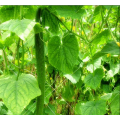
[79,19,89,42]
[90,6,112,43]
[107,21,117,42]
[21,40,24,72]
[71,19,73,31]
[16,39,20,81]
[52,70,56,100]
[2,49,9,74]
[35,8,45,115]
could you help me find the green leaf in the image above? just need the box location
[48,33,79,74]
[100,93,112,101]
[0,19,36,40]
[44,104,55,115]
[93,6,102,22]
[64,67,81,84]
[92,29,110,45]
[0,6,15,22]
[103,5,112,10]
[86,57,102,73]
[110,86,120,115]
[34,22,43,34]
[0,40,4,49]
[101,84,112,93]
[76,79,84,89]
[2,31,11,40]
[52,5,86,19]
[0,32,18,49]
[23,6,38,20]
[84,68,104,90]
[101,41,120,55]
[92,52,105,61]
[75,102,82,115]
[110,63,120,76]
[0,74,41,115]
[81,100,106,115]
[94,6,101,16]
[25,30,35,47]
[21,100,36,115]
[43,30,50,42]
[44,82,52,105]
[42,8,59,34]
[0,101,8,115]
[62,84,74,102]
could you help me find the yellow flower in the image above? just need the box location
[82,31,84,35]
[103,68,106,72]
[116,42,120,47]
[50,77,52,80]
[72,26,75,31]
[60,17,65,22]
[107,53,111,57]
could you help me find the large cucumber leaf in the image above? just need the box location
[80,100,106,115]
[0,74,41,115]
[101,41,120,55]
[84,68,104,90]
[48,33,79,74]
[52,5,86,19]
[0,19,36,40]
[110,86,120,115]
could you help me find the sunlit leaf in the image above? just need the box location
[0,74,41,115]
[0,19,36,40]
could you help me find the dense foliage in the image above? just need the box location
[0,5,120,115]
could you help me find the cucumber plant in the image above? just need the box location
[0,5,119,115]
